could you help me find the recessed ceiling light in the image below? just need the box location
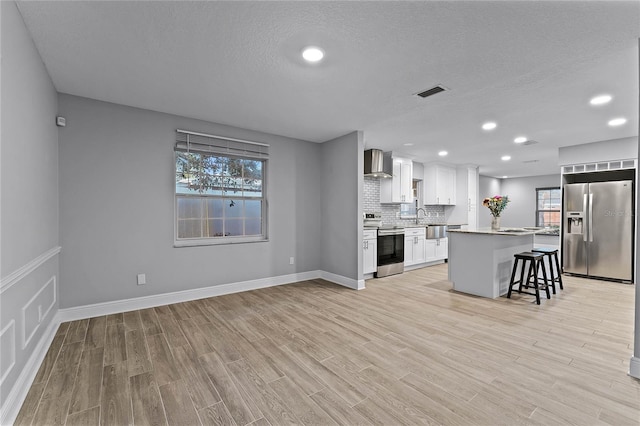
[608,117,627,127]
[438,150,448,156]
[514,136,527,144]
[590,94,612,106]
[501,155,511,161]
[302,46,324,63]
[403,143,414,146]
[482,122,497,131]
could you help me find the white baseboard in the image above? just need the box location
[630,356,640,380]
[320,271,365,290]
[0,317,60,426]
[58,269,358,322]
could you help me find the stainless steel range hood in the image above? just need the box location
[364,149,392,178]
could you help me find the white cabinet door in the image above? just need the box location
[401,161,413,203]
[381,157,413,203]
[404,228,426,266]
[404,236,415,266]
[440,167,457,205]
[424,164,456,205]
[363,238,377,274]
[435,238,448,260]
[414,236,426,264]
[424,239,437,262]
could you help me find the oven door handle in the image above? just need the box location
[377,230,405,237]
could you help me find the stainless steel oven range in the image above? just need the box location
[376,227,404,277]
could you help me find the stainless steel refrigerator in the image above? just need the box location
[563,180,633,281]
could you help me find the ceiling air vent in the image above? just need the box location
[523,159,539,164]
[521,140,539,146]
[416,85,448,98]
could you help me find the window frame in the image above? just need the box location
[535,186,561,229]
[173,134,269,247]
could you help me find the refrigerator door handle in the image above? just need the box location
[588,193,594,242]
[583,194,588,242]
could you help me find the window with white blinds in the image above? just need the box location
[174,129,268,246]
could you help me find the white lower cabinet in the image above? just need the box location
[426,237,448,262]
[363,230,378,274]
[404,228,426,267]
[436,237,448,260]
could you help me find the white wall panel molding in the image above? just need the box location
[0,319,59,426]
[22,276,57,349]
[58,270,358,322]
[0,320,16,386]
[0,246,61,294]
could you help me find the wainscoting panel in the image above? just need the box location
[0,248,60,426]
[0,320,16,386]
[22,276,56,349]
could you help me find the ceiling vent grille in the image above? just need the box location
[523,159,539,163]
[521,140,539,146]
[416,85,448,98]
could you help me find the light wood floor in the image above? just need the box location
[15,263,640,425]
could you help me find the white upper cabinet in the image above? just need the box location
[380,155,413,203]
[442,165,479,227]
[424,163,456,205]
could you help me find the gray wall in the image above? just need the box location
[559,136,638,165]
[320,131,362,281]
[58,94,323,308]
[0,0,60,413]
[478,174,561,228]
[500,174,562,228]
[478,175,501,227]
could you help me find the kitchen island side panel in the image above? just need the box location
[449,232,533,298]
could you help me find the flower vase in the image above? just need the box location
[491,216,500,230]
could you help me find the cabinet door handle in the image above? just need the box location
[468,198,471,212]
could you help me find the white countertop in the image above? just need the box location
[363,223,467,230]
[448,227,544,236]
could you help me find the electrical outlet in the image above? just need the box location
[137,273,146,285]
[289,257,295,265]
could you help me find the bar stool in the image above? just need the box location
[507,251,551,305]
[532,247,563,292]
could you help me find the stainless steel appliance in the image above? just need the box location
[563,180,633,282]
[364,212,382,228]
[364,149,392,178]
[377,227,404,277]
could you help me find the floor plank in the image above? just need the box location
[101,362,132,426]
[158,379,202,426]
[130,371,168,426]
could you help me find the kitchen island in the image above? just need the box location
[447,227,542,298]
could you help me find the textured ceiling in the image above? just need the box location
[16,1,640,177]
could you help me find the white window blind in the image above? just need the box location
[175,129,269,159]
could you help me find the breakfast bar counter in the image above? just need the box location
[447,227,541,298]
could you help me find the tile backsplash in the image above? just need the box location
[364,177,445,226]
